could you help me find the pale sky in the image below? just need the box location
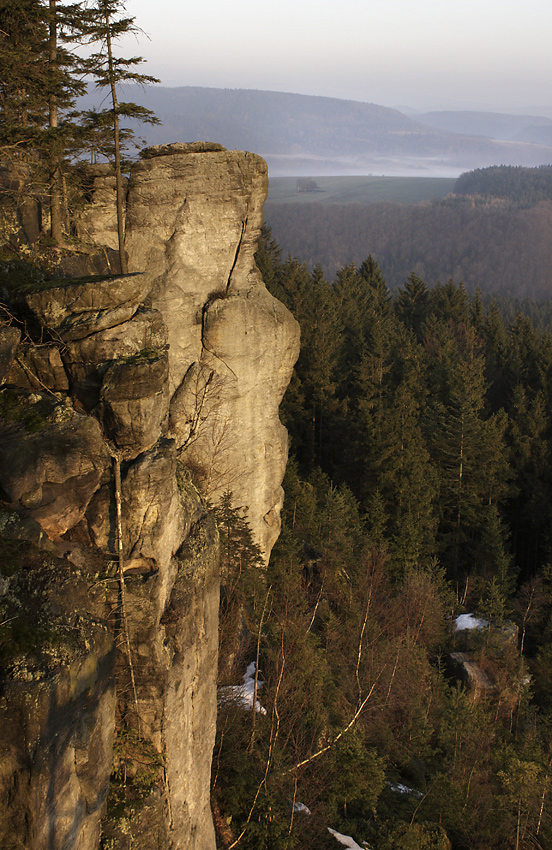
[119,0,552,114]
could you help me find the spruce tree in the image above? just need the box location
[0,0,48,144]
[395,272,430,341]
[82,0,159,272]
[424,318,511,581]
[0,0,88,241]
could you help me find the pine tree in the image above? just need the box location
[0,0,88,241]
[424,318,511,581]
[212,492,265,679]
[333,258,398,498]
[259,251,341,471]
[82,0,159,272]
[395,272,430,341]
[507,385,552,576]
[428,279,470,325]
[0,1,48,144]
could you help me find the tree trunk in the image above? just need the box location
[104,13,127,274]
[48,0,63,244]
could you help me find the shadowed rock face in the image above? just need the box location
[0,145,296,850]
[0,393,110,537]
[0,540,116,850]
[126,144,300,558]
[74,164,125,254]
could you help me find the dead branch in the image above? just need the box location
[284,662,388,775]
[113,453,140,732]
[249,586,272,752]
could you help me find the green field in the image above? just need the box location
[266,175,457,205]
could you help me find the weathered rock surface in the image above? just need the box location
[63,307,167,409]
[446,651,494,693]
[26,273,151,341]
[141,142,226,157]
[199,290,299,550]
[87,439,188,578]
[99,351,169,459]
[0,540,116,850]
[88,475,219,850]
[163,511,219,850]
[0,326,21,384]
[7,342,69,391]
[74,164,124,253]
[0,144,296,850]
[125,143,300,556]
[0,391,110,537]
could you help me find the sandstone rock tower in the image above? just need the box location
[0,144,299,850]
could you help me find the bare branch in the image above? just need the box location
[284,662,388,775]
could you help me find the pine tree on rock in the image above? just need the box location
[81,0,159,272]
[0,0,88,241]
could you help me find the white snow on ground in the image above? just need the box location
[327,827,370,850]
[454,613,489,632]
[293,802,311,815]
[218,662,267,715]
[388,782,423,797]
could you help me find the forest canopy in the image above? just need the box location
[212,227,552,850]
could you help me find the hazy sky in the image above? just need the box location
[120,0,552,114]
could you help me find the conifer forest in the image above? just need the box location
[213,228,552,850]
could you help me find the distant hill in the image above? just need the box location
[109,86,552,176]
[416,110,552,146]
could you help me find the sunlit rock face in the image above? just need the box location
[125,143,300,559]
[74,163,123,252]
[0,143,296,850]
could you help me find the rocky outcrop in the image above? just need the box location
[0,391,110,538]
[63,307,167,409]
[446,651,494,693]
[0,281,218,850]
[0,144,298,850]
[26,273,151,341]
[125,142,300,557]
[74,164,123,253]
[7,342,69,391]
[447,618,521,699]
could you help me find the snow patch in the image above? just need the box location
[218,662,267,715]
[293,802,311,815]
[454,613,489,632]
[328,827,370,850]
[388,782,423,797]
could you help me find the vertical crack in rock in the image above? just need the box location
[225,216,247,293]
